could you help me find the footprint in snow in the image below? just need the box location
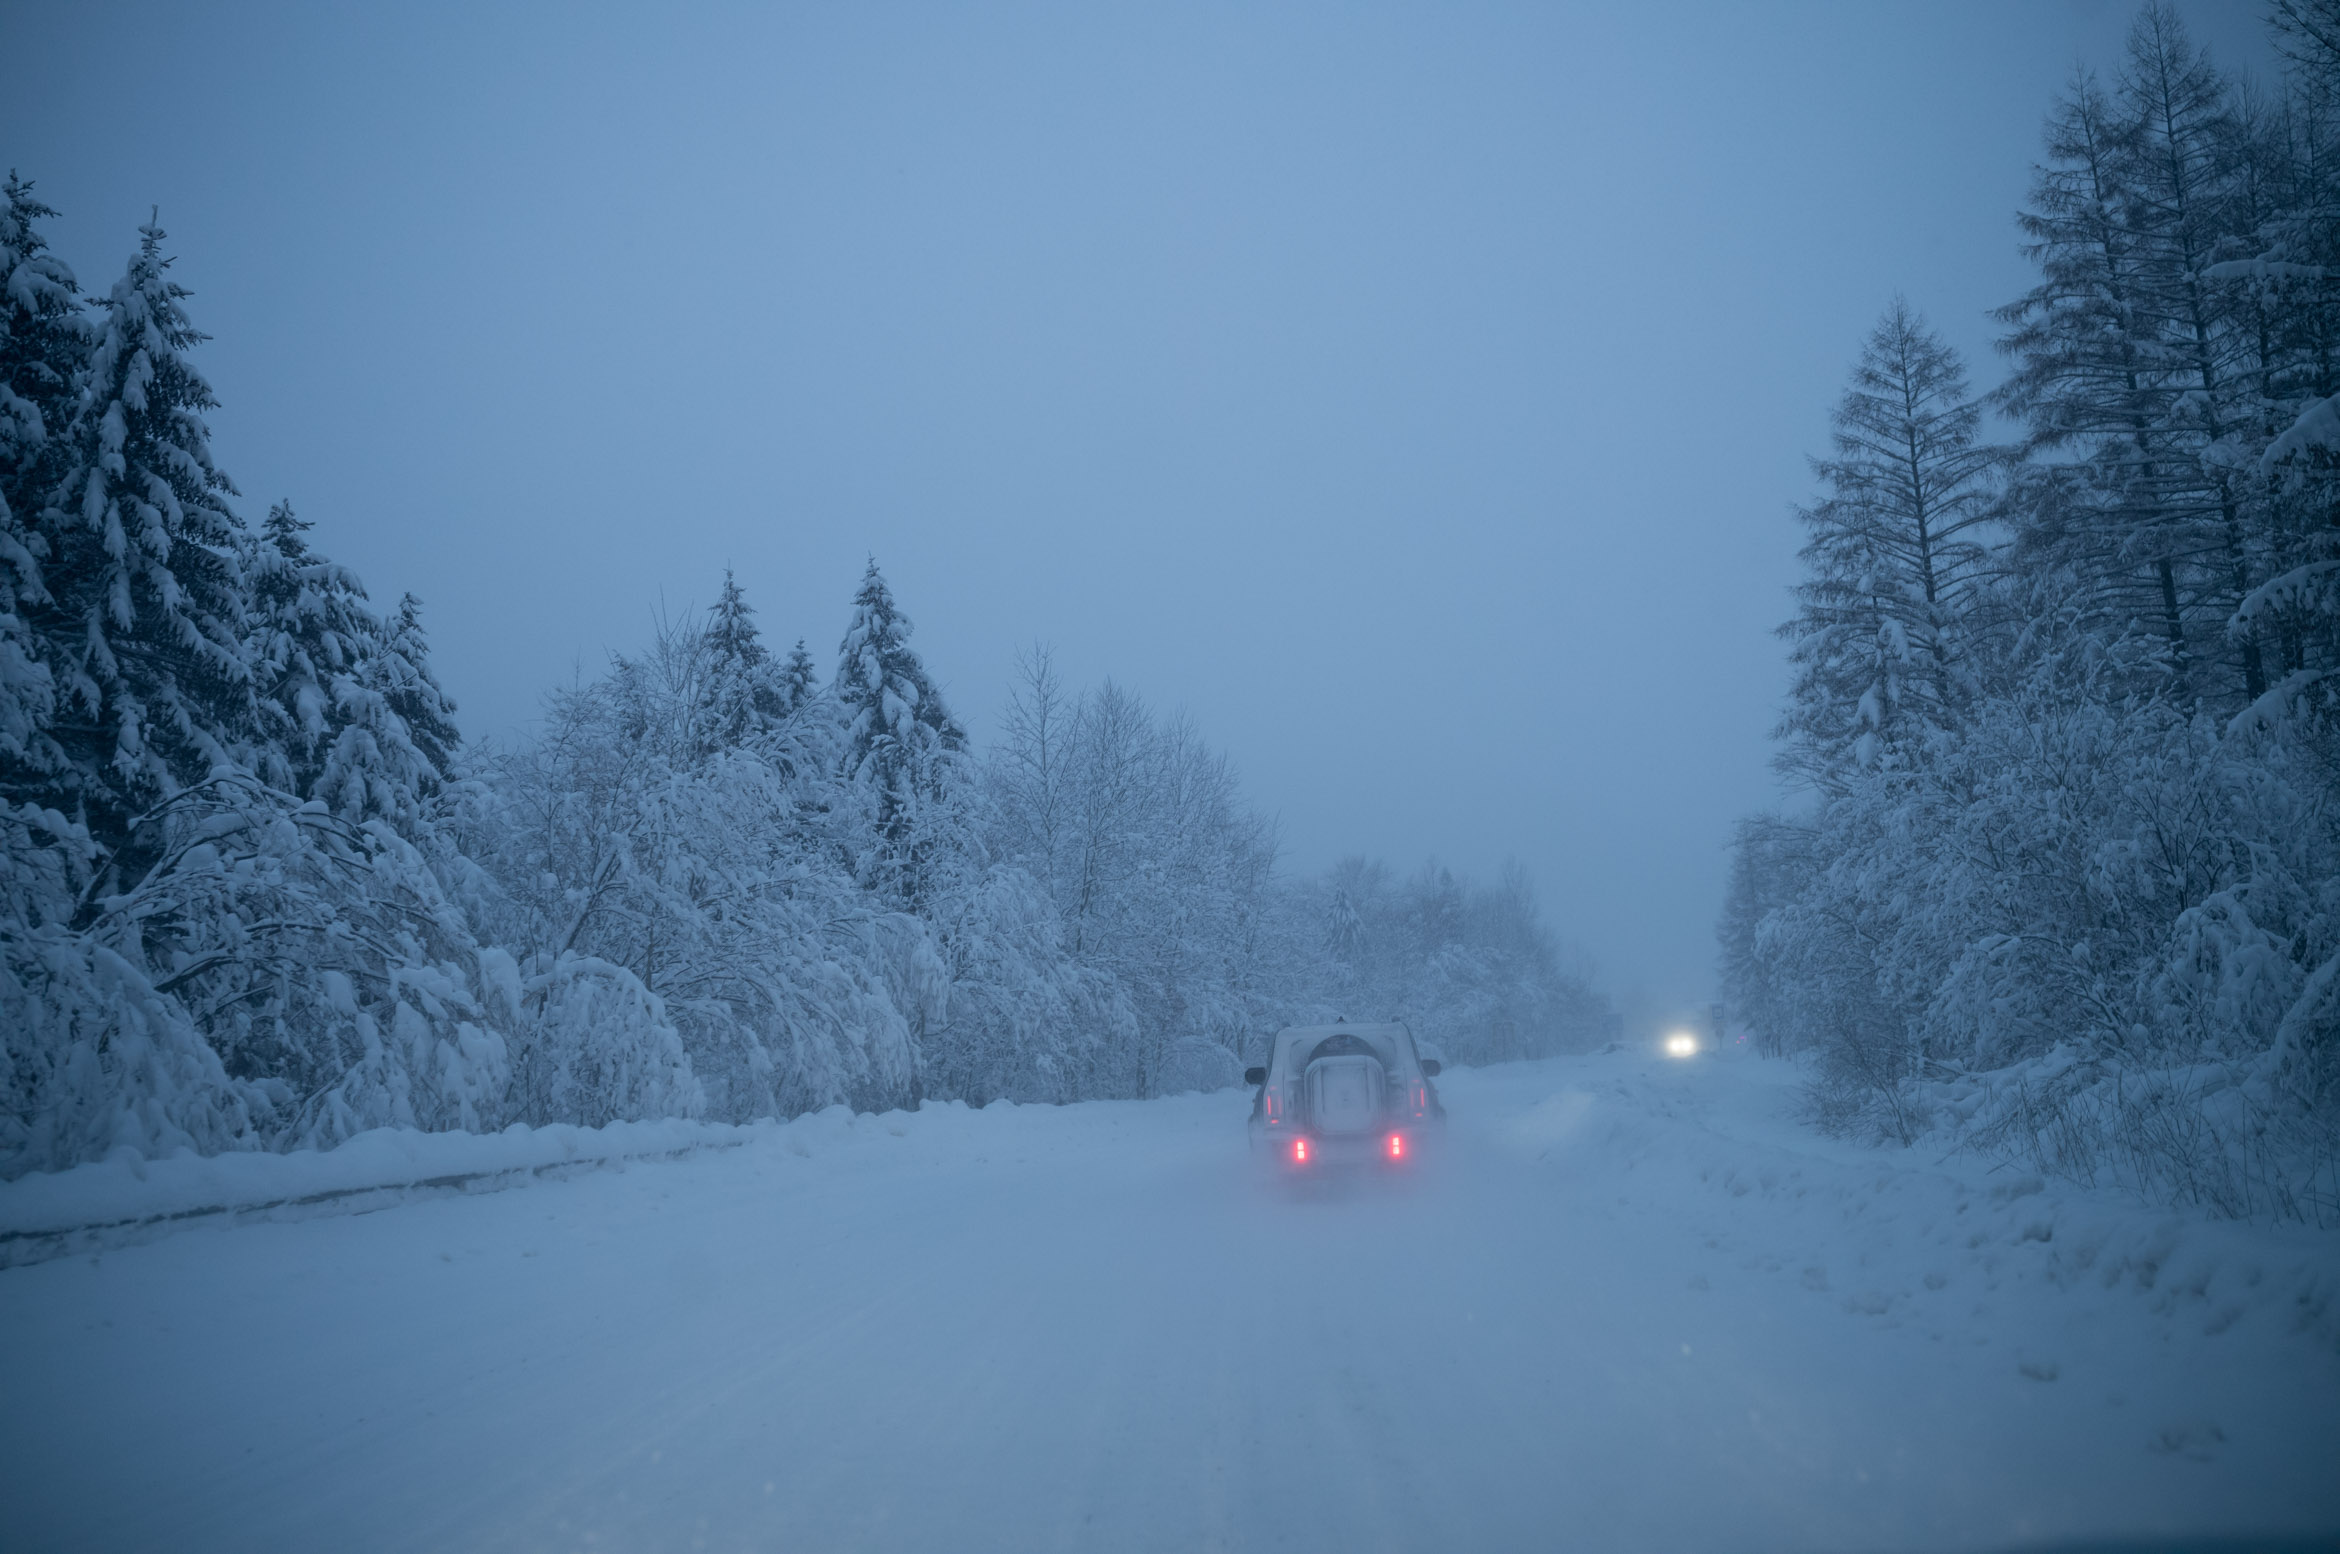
[2149,1419,2225,1460]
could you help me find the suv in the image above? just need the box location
[1245,1021,1443,1166]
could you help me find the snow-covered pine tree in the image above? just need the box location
[1777,301,1999,787]
[833,561,966,904]
[0,174,87,805]
[32,216,250,874]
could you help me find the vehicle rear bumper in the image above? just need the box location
[1251,1127,1419,1165]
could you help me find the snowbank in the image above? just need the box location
[1493,1047,2340,1355]
[0,1115,784,1252]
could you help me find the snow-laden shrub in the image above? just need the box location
[0,777,527,1176]
[1964,1050,2340,1226]
[91,775,515,1148]
[506,953,700,1129]
[920,863,1135,1106]
[1,896,261,1175]
[1727,611,2340,1211]
[459,631,931,1123]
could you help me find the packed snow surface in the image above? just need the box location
[3,1045,2336,1553]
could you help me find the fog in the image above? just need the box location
[8,4,2340,1539]
[0,0,2275,1010]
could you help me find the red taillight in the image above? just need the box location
[1387,1133,1405,1160]
[1293,1138,1309,1164]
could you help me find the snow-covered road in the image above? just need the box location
[4,1048,2336,1553]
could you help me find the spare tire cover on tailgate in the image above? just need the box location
[1304,1055,1386,1135]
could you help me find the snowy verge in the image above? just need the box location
[0,1114,793,1259]
[1472,1049,2340,1357]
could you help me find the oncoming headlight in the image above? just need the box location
[1664,1032,1698,1059]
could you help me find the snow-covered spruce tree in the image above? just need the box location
[240,501,443,833]
[0,175,83,528]
[1776,300,2000,787]
[372,592,461,790]
[0,174,87,796]
[776,638,818,717]
[833,561,966,908]
[695,567,793,756]
[25,217,251,878]
[0,212,536,1174]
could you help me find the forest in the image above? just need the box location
[0,190,1605,1178]
[1724,2,2340,1221]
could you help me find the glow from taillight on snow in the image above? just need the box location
[1292,1138,1309,1164]
[1387,1133,1405,1160]
[1665,1032,1699,1059]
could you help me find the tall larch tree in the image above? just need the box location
[2271,0,2340,92]
[2118,4,2266,701]
[2221,16,2340,706]
[1777,301,1999,787]
[1997,8,2277,706]
[1993,64,2194,676]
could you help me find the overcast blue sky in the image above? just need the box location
[0,0,2277,1019]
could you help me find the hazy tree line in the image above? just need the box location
[1723,2,2340,1220]
[0,186,1605,1178]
